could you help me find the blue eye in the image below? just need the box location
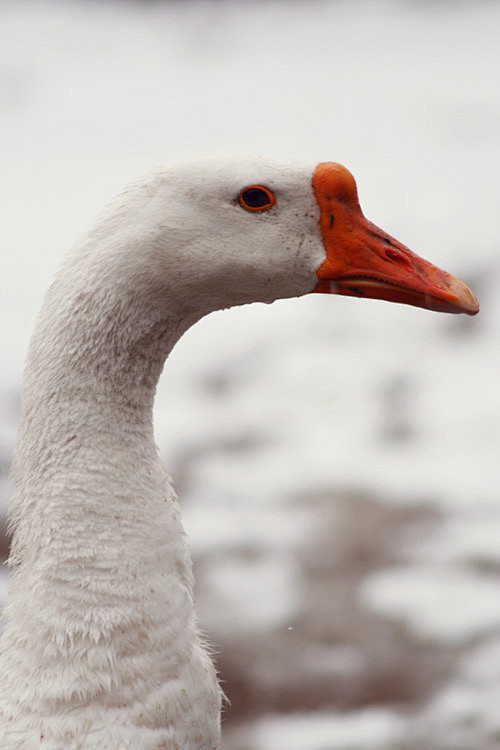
[239,185,276,212]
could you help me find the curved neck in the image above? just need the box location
[3,268,200,713]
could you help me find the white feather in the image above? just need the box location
[0,157,324,748]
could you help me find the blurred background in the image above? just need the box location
[0,1,499,748]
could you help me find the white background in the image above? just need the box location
[1,2,499,747]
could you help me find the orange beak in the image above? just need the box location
[312,162,479,315]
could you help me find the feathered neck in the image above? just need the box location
[0,223,221,747]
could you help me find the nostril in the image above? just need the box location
[385,248,412,269]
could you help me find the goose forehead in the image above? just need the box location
[170,156,314,192]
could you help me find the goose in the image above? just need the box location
[0,157,478,749]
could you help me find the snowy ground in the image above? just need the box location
[1,1,499,748]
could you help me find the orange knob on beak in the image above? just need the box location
[312,162,479,315]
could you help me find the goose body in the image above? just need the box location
[0,157,478,749]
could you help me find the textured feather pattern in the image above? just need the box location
[0,157,324,748]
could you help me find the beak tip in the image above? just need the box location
[449,276,480,316]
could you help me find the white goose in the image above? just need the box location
[0,157,478,749]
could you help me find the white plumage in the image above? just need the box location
[0,157,477,749]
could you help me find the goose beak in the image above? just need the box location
[311,162,479,315]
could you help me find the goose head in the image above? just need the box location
[107,156,478,325]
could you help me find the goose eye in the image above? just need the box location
[239,185,276,212]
